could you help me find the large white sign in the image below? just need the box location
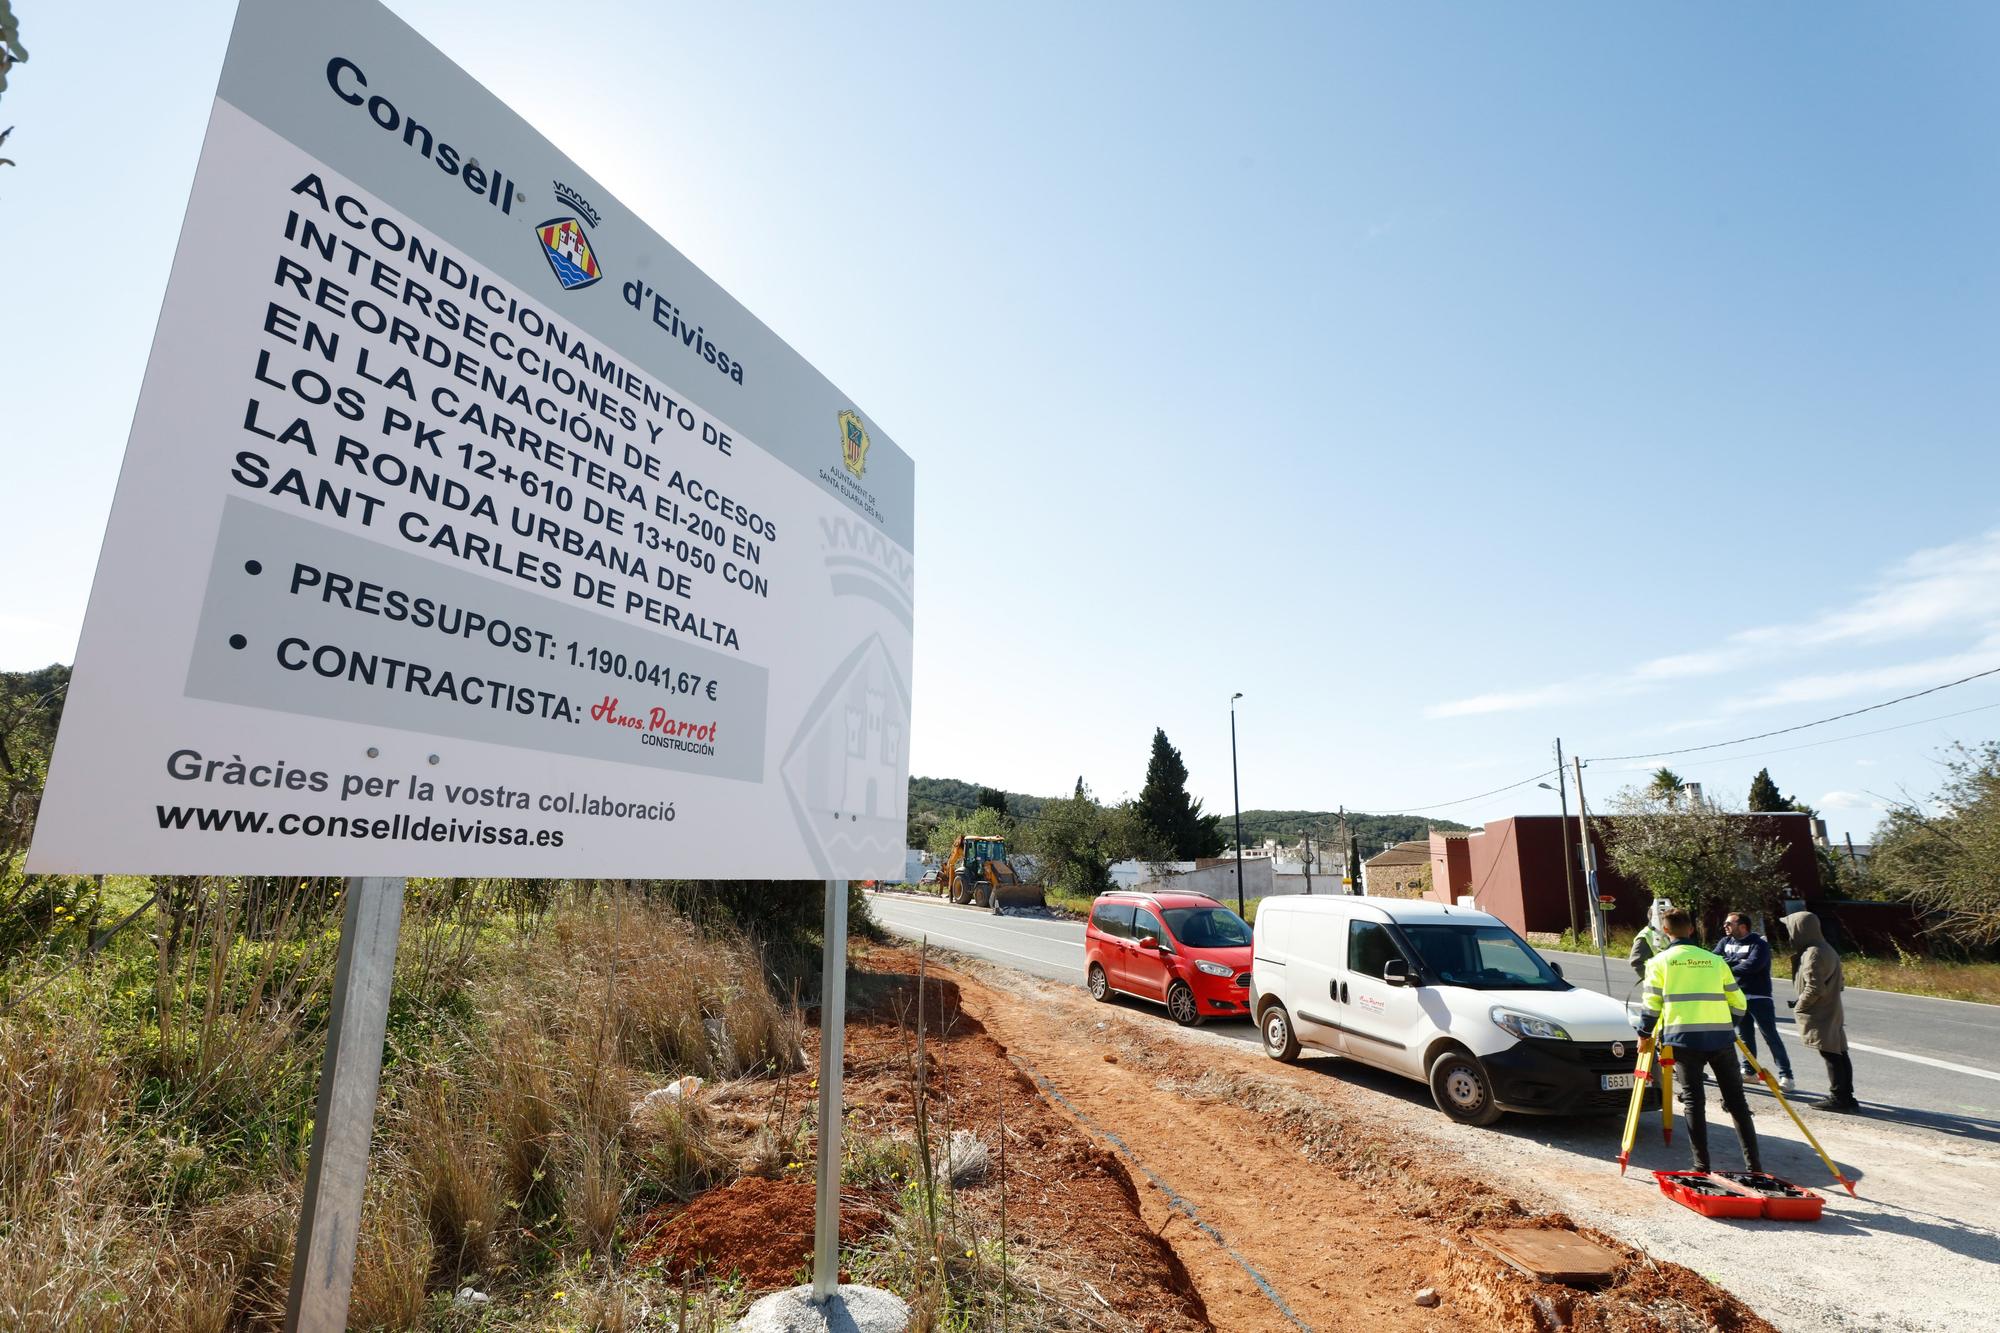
[29,0,914,878]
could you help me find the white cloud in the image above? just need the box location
[1425,529,2000,720]
[1817,790,1887,812]
[1717,640,2000,715]
[1424,684,1582,719]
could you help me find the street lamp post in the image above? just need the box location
[1230,692,1245,918]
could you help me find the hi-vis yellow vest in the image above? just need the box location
[1643,942,1746,1044]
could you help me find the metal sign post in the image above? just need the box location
[285,876,406,1332]
[812,878,850,1302]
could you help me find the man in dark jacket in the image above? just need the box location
[1783,910,1860,1113]
[1721,911,1794,1091]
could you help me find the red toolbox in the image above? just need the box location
[1654,1170,1826,1220]
[1711,1171,1827,1222]
[1653,1171,1765,1219]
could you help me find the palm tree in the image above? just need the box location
[1648,767,1686,801]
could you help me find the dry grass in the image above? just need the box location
[404,1070,505,1278]
[0,885,820,1326]
[484,1013,560,1208]
[1839,953,2000,1004]
[348,1166,434,1329]
[0,1014,146,1329]
[627,1093,731,1202]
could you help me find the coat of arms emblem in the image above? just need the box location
[838,410,870,479]
[535,182,605,290]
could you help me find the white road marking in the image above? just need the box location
[1847,1041,2000,1083]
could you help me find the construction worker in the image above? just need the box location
[1783,911,1861,1113]
[1628,898,1677,979]
[1639,907,1762,1175]
[1721,910,1795,1091]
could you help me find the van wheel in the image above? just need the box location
[1428,1050,1503,1126]
[1261,1004,1300,1062]
[1167,982,1202,1027]
[1087,964,1111,1003]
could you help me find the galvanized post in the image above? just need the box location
[812,878,849,1302]
[286,876,405,1333]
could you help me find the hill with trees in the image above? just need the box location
[909,775,1468,859]
[1233,809,1471,852]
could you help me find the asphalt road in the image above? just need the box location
[865,891,2000,1143]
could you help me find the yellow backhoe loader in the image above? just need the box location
[934,834,1042,911]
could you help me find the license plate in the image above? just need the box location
[1601,1073,1635,1091]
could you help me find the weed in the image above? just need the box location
[629,1093,730,1203]
[404,1068,505,1277]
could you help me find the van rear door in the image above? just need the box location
[1286,909,1349,1054]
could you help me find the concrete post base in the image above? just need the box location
[733,1284,910,1333]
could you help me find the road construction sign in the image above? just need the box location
[28,0,914,881]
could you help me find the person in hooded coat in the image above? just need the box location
[1783,910,1860,1112]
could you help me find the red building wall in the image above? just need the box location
[1428,813,1822,937]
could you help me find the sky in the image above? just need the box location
[3,1,1997,844]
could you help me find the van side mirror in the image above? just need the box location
[1549,961,1564,979]
[1137,936,1159,951]
[1382,959,1411,988]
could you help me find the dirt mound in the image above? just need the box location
[840,955,1210,1330]
[627,1177,885,1287]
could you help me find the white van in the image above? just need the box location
[1251,897,1642,1125]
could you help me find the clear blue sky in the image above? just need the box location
[4,2,1997,842]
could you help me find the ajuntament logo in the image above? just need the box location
[838,409,870,480]
[536,181,604,290]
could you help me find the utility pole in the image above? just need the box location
[1301,831,1313,896]
[1555,738,1578,938]
[1572,755,1611,992]
[1230,692,1245,918]
[1342,805,1360,896]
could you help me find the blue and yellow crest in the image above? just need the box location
[537,216,602,290]
[838,410,870,479]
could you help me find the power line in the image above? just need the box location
[1597,699,2000,775]
[1346,767,1561,817]
[1585,663,2000,763]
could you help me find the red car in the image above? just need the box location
[1084,890,1255,1025]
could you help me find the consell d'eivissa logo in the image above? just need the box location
[535,181,604,290]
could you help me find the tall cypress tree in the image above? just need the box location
[1747,768,1786,812]
[1137,728,1224,859]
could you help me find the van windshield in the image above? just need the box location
[1398,924,1567,991]
[1163,907,1252,948]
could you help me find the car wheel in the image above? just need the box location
[1428,1049,1503,1126]
[1087,963,1111,1003]
[1261,1003,1300,1062]
[1167,981,1202,1027]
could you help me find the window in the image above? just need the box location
[1162,907,1252,948]
[1399,924,1565,990]
[1348,920,1405,979]
[1133,909,1165,947]
[1091,901,1134,940]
